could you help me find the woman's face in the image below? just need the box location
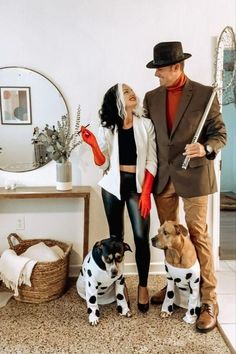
[122,84,137,110]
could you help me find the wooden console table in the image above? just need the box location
[0,186,91,258]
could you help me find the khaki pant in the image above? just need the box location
[153,180,217,304]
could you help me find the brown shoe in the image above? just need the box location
[196,303,219,333]
[150,286,167,305]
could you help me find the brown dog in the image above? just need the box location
[152,221,201,324]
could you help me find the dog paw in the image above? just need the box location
[160,311,171,318]
[117,304,132,318]
[124,309,132,318]
[183,314,197,324]
[89,317,99,326]
[89,319,99,326]
[89,313,100,326]
[119,310,132,318]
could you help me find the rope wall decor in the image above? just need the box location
[215,26,236,106]
[182,26,236,170]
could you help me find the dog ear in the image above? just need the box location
[124,243,132,252]
[94,241,103,249]
[174,224,188,236]
[174,225,181,235]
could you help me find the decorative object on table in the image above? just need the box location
[6,233,72,303]
[4,179,16,190]
[32,106,83,190]
[56,159,72,191]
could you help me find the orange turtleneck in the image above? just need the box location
[166,73,187,133]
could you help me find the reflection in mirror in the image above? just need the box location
[0,67,68,172]
[222,49,236,105]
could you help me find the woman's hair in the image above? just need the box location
[99,83,144,133]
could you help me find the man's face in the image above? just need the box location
[155,65,180,87]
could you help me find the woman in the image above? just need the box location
[81,83,157,312]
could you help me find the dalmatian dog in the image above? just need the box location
[76,236,132,326]
[152,221,201,324]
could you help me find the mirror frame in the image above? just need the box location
[0,66,69,173]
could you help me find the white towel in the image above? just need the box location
[51,245,65,259]
[21,242,62,262]
[0,249,37,296]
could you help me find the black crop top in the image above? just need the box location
[118,127,137,165]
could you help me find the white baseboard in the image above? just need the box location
[69,261,165,278]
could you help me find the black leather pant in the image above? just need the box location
[102,171,150,287]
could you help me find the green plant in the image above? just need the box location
[32,106,83,163]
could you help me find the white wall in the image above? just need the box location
[0,0,235,275]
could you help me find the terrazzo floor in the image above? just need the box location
[0,275,231,354]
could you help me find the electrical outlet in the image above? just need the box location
[16,216,25,230]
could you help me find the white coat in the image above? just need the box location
[97,115,157,200]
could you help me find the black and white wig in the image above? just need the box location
[99,83,144,133]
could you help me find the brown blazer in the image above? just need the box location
[143,78,227,198]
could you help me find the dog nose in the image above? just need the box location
[111,269,118,278]
[151,236,156,245]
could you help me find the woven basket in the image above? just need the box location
[7,233,72,303]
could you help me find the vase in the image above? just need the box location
[56,160,72,191]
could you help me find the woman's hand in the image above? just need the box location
[81,126,105,166]
[81,126,97,147]
[138,170,155,218]
[139,194,151,218]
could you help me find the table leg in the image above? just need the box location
[83,194,90,259]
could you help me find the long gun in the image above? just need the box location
[181,87,217,169]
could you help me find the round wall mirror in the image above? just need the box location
[0,66,69,172]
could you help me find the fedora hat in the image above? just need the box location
[146,41,191,69]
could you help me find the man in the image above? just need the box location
[144,42,226,332]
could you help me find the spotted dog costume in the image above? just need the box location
[76,249,130,325]
[162,260,201,324]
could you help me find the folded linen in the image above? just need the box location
[50,245,65,259]
[0,249,37,296]
[21,242,63,262]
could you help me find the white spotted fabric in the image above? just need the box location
[162,260,201,324]
[76,251,120,305]
[76,250,129,325]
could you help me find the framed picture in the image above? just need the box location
[0,87,32,125]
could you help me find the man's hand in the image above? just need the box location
[183,143,206,159]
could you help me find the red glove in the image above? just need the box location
[81,126,105,166]
[138,169,155,218]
